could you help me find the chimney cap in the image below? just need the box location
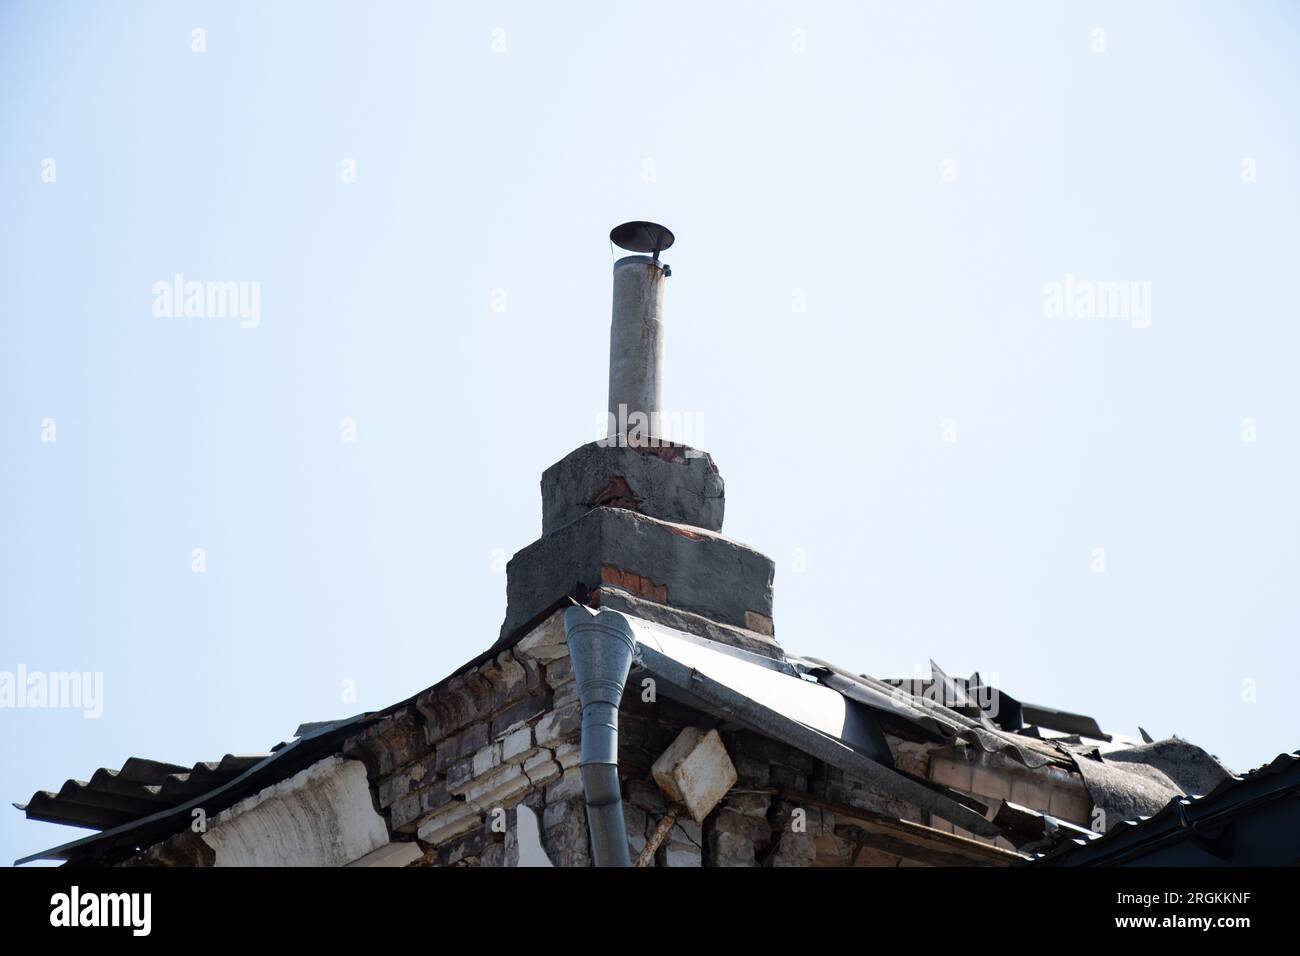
[610,221,675,258]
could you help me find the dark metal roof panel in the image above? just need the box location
[15,716,384,866]
[799,658,1067,771]
[620,613,1009,842]
[16,755,271,832]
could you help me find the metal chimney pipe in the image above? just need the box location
[606,221,673,446]
[607,256,666,445]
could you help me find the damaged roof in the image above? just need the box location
[17,754,269,832]
[14,714,386,866]
[1034,751,1300,866]
[13,606,1240,866]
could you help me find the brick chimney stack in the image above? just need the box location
[495,224,779,658]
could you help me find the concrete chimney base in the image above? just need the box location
[499,506,776,656]
[540,441,725,536]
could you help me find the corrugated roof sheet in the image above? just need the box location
[15,714,385,865]
[16,755,271,831]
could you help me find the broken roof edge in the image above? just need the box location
[14,600,592,863]
[615,609,1011,842]
[4,602,1106,862]
[18,600,1253,867]
[1033,751,1300,866]
[14,713,384,866]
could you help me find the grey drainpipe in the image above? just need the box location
[563,605,636,867]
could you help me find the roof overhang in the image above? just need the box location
[15,714,385,866]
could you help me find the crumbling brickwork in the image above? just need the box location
[118,597,1092,869]
[118,601,1091,868]
[336,606,925,867]
[612,676,982,867]
[337,610,588,866]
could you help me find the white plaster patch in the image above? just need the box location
[201,755,391,867]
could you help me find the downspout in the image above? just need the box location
[563,604,636,867]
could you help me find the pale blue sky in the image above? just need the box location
[3,1,1297,864]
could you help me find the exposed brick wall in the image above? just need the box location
[340,610,587,866]
[122,603,1077,867]
[340,606,941,868]
[600,564,668,603]
[928,748,1092,851]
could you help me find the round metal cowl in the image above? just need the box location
[609,221,675,256]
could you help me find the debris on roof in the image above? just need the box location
[1035,751,1300,866]
[1060,738,1233,831]
[16,615,1245,868]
